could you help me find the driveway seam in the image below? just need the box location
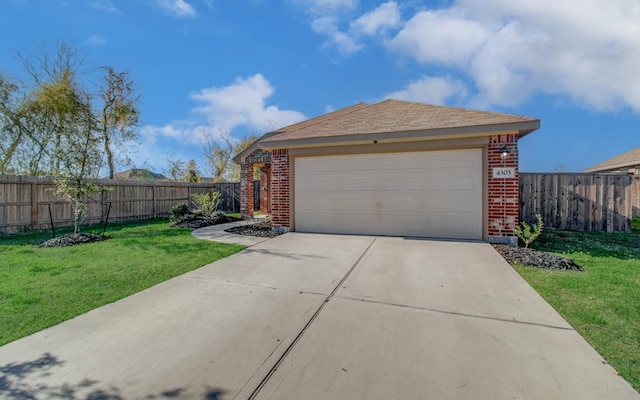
[243,237,378,400]
[334,294,575,331]
[183,275,329,297]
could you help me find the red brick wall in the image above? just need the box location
[270,149,290,231]
[487,133,519,244]
[260,166,270,214]
[240,162,254,219]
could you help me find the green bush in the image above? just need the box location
[169,202,190,222]
[191,192,222,218]
[513,214,544,248]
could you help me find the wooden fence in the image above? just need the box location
[520,173,639,233]
[0,175,259,234]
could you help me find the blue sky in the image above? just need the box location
[1,0,638,176]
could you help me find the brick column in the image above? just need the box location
[240,162,254,219]
[260,165,271,214]
[488,133,519,245]
[271,149,290,231]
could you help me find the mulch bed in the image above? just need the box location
[493,244,583,271]
[38,233,110,248]
[173,215,241,229]
[225,221,284,238]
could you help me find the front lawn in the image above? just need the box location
[512,225,640,392]
[0,220,244,346]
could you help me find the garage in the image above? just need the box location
[294,149,483,239]
[235,99,540,244]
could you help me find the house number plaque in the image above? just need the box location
[493,167,515,178]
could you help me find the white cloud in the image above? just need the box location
[89,0,121,13]
[387,9,486,66]
[312,17,363,54]
[385,0,640,112]
[157,0,197,17]
[294,0,358,13]
[295,0,401,56]
[134,74,306,173]
[137,74,305,156]
[85,35,107,47]
[350,1,401,36]
[385,76,468,105]
[190,74,306,132]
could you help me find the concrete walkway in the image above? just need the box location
[190,217,271,247]
[0,233,638,400]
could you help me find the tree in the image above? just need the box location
[0,42,105,232]
[185,159,200,182]
[201,128,259,182]
[0,73,22,174]
[163,157,186,180]
[0,42,141,179]
[97,66,140,179]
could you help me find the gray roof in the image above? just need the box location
[583,146,640,172]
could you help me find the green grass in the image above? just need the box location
[512,220,640,392]
[0,220,244,346]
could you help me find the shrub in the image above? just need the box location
[191,192,222,218]
[169,202,190,222]
[513,214,544,248]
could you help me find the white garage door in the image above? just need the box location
[294,149,483,239]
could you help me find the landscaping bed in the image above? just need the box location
[173,214,241,229]
[492,244,582,271]
[225,221,284,238]
[38,232,110,248]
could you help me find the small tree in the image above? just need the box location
[513,214,544,249]
[185,159,200,182]
[191,191,222,218]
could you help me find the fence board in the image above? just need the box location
[520,173,636,233]
[0,175,255,234]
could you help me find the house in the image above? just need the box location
[113,168,167,181]
[583,146,640,174]
[234,99,539,245]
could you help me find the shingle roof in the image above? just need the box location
[583,146,640,172]
[260,99,539,145]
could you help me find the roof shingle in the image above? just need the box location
[583,146,640,172]
[261,99,538,144]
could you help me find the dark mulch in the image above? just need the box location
[493,244,583,271]
[173,215,241,229]
[225,221,284,238]
[38,233,110,248]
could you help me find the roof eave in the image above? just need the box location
[232,131,279,164]
[583,161,640,173]
[259,120,540,150]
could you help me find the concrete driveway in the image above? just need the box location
[0,233,638,400]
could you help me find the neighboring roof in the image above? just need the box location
[113,168,167,181]
[258,99,539,149]
[583,146,640,172]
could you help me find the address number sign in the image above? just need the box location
[492,167,516,178]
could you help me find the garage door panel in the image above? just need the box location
[334,177,376,191]
[336,156,379,170]
[295,149,482,239]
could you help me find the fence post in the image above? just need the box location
[31,182,37,230]
[152,185,157,219]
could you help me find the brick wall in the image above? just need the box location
[487,133,519,245]
[240,162,254,219]
[259,166,270,214]
[270,149,290,231]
